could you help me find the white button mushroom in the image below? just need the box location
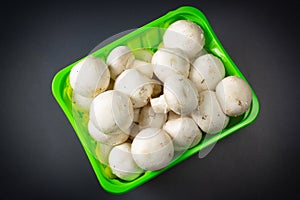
[114,69,157,108]
[151,48,190,82]
[132,48,154,63]
[69,56,110,98]
[150,94,170,114]
[72,92,94,112]
[139,105,167,129]
[89,90,133,134]
[163,117,202,151]
[191,48,208,62]
[106,46,135,80]
[189,54,225,92]
[191,90,229,134]
[163,20,205,59]
[164,74,199,115]
[95,142,113,166]
[88,120,129,145]
[190,131,202,148]
[109,143,143,181]
[216,76,252,117]
[128,59,154,78]
[131,128,174,171]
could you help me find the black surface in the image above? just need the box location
[1,0,300,199]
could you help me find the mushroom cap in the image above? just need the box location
[89,90,133,134]
[151,48,190,82]
[109,143,143,181]
[216,76,252,117]
[163,117,202,151]
[139,105,167,129]
[163,20,205,59]
[114,69,156,108]
[164,74,199,115]
[189,54,225,92]
[128,59,154,78]
[70,56,110,98]
[88,120,129,145]
[191,90,229,134]
[131,128,174,171]
[106,46,135,79]
[72,92,93,112]
[190,131,202,148]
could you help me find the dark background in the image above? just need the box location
[1,0,299,199]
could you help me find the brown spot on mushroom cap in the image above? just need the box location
[237,99,242,106]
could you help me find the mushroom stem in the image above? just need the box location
[150,95,169,114]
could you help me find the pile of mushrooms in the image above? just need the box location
[69,20,253,181]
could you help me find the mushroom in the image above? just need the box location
[139,105,167,129]
[109,143,143,181]
[114,69,158,108]
[72,92,93,112]
[191,48,208,62]
[128,59,154,78]
[131,128,174,171]
[163,74,199,115]
[106,46,135,79]
[150,94,169,114]
[89,90,133,134]
[163,20,205,59]
[88,120,129,145]
[151,75,199,115]
[95,142,113,166]
[132,48,153,63]
[163,117,202,151]
[191,90,229,134]
[69,55,110,98]
[189,54,225,92]
[151,48,190,82]
[190,131,202,148]
[216,76,252,117]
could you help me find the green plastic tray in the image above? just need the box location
[52,6,260,194]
